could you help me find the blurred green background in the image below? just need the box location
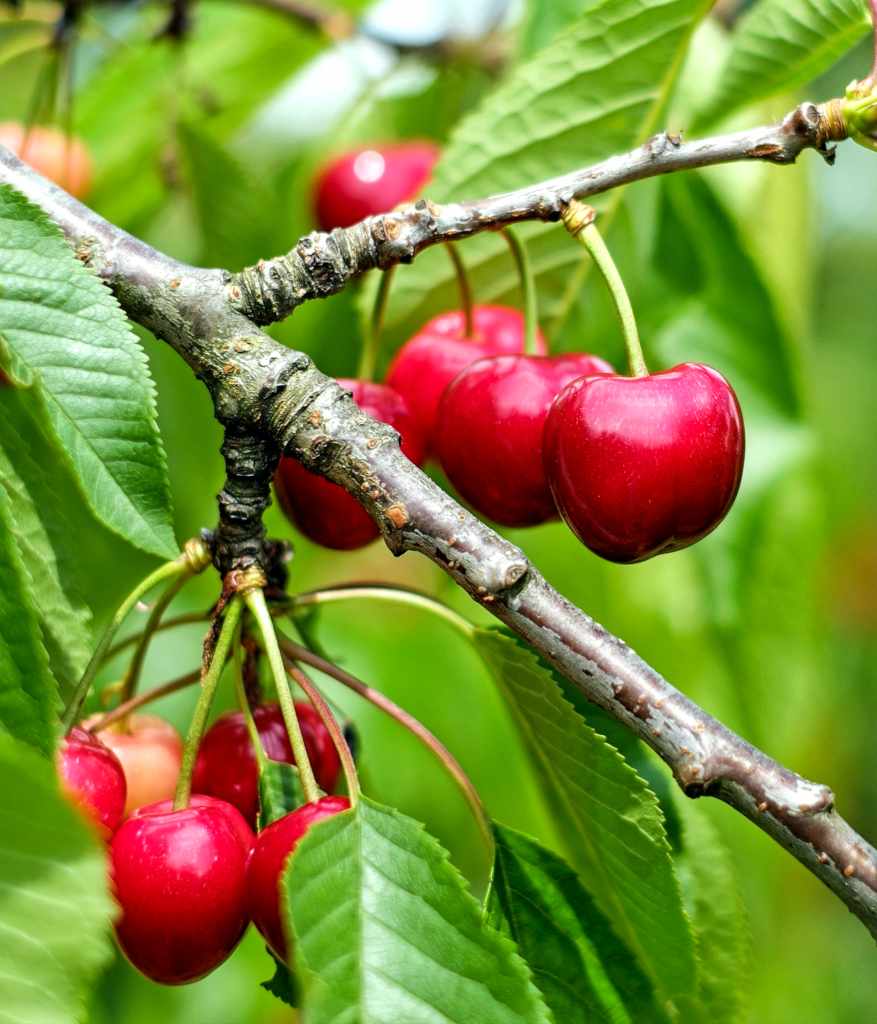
[2,1,875,1020]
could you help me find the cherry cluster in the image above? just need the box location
[57,703,348,983]
[276,143,745,564]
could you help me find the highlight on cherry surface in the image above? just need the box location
[543,361,745,563]
[246,795,352,960]
[110,794,253,985]
[57,727,127,838]
[313,141,439,231]
[274,379,426,550]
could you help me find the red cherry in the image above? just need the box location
[193,702,341,826]
[274,379,426,550]
[0,122,92,198]
[110,795,253,985]
[82,714,182,815]
[543,363,745,563]
[314,142,438,231]
[57,727,127,837]
[435,352,614,527]
[386,305,548,451]
[247,795,351,960]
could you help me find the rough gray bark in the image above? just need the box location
[3,99,876,939]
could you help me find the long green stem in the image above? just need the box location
[501,227,539,356]
[286,661,360,806]
[291,583,475,640]
[173,597,243,810]
[233,627,269,774]
[60,558,190,733]
[356,264,396,381]
[563,201,647,377]
[89,669,200,733]
[245,589,320,804]
[117,571,193,708]
[444,242,475,337]
[277,633,492,855]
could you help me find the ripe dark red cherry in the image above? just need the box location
[274,379,426,550]
[386,305,548,450]
[193,702,341,826]
[314,142,439,230]
[82,714,182,815]
[0,122,92,198]
[247,795,351,960]
[110,795,253,985]
[57,727,127,837]
[435,352,614,527]
[543,362,745,563]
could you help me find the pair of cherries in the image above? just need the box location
[275,302,745,563]
[58,702,346,983]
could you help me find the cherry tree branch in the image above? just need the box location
[2,100,877,939]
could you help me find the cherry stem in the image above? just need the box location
[356,264,396,382]
[501,227,539,356]
[60,556,191,734]
[277,633,493,855]
[291,583,475,639]
[233,628,270,774]
[173,595,243,810]
[562,201,647,378]
[870,0,877,81]
[88,669,200,733]
[286,660,360,806]
[116,571,193,711]
[245,588,321,804]
[444,242,475,337]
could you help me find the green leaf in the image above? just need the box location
[368,0,712,351]
[258,758,305,828]
[474,628,697,1012]
[0,482,57,754]
[285,796,553,1024]
[695,0,870,129]
[488,823,665,1024]
[177,121,282,269]
[517,0,592,57]
[261,952,300,1008]
[675,801,750,1023]
[0,732,114,1022]
[0,185,176,558]
[0,360,93,695]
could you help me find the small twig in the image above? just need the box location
[277,634,492,852]
[88,669,200,733]
[285,661,360,805]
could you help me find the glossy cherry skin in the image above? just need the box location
[247,796,351,960]
[544,363,745,563]
[435,352,614,527]
[274,379,426,550]
[386,306,548,451]
[110,795,253,985]
[0,122,92,198]
[193,702,341,826]
[82,714,182,815]
[314,142,438,230]
[57,727,127,837]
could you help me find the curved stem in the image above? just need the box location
[245,588,320,803]
[173,597,243,810]
[291,583,475,639]
[117,570,193,708]
[88,669,200,733]
[444,242,475,337]
[104,610,210,662]
[562,202,646,377]
[500,227,539,356]
[286,660,360,806]
[277,634,492,853]
[356,265,396,381]
[61,557,190,734]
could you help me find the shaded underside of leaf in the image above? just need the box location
[474,628,697,1012]
[0,732,113,1023]
[0,184,176,558]
[285,796,553,1024]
